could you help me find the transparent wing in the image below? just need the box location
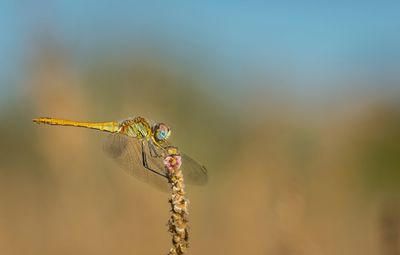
[180,154,208,185]
[103,133,170,192]
[149,141,208,186]
[103,133,208,192]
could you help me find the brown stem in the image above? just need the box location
[166,155,189,254]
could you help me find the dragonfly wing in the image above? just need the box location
[180,153,208,185]
[149,141,208,186]
[103,133,170,192]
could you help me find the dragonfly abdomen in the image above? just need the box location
[33,117,120,133]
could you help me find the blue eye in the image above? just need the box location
[158,130,166,140]
[153,123,170,141]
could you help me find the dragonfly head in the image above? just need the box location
[152,123,171,144]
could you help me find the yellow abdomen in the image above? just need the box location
[32,117,120,133]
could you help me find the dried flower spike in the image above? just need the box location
[165,146,190,255]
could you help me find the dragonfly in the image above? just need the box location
[32,116,208,192]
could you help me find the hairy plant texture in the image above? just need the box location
[165,147,189,255]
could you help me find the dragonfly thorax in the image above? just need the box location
[119,117,152,139]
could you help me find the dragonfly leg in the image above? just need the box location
[149,141,158,157]
[141,141,167,178]
[148,141,163,158]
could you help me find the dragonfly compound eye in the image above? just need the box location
[153,123,171,142]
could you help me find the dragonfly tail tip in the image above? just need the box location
[32,118,43,124]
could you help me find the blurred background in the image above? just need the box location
[1,1,400,254]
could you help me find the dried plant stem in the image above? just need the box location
[165,149,190,255]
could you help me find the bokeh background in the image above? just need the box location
[1,2,400,255]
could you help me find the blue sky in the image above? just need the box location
[1,1,400,92]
